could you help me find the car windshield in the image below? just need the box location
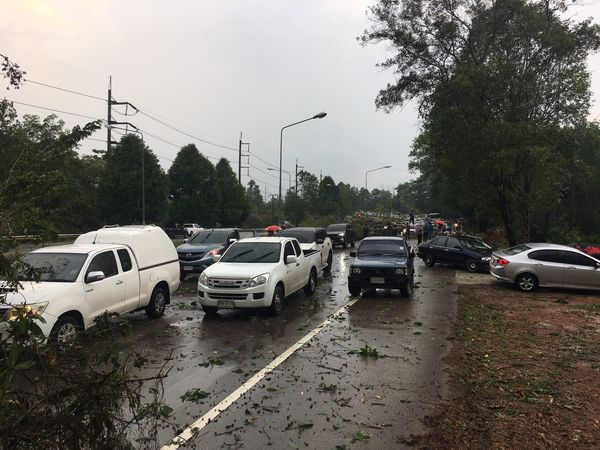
[461,238,491,250]
[280,230,314,243]
[183,223,195,228]
[327,224,346,232]
[190,230,229,244]
[503,244,531,255]
[20,253,87,282]
[358,240,406,257]
[220,243,281,263]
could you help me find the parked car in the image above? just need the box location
[279,227,333,273]
[197,237,324,316]
[163,223,188,239]
[417,235,492,272]
[177,228,256,280]
[347,237,415,297]
[326,223,355,248]
[183,223,203,237]
[0,226,180,343]
[490,243,600,292]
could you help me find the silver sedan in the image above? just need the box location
[490,243,600,292]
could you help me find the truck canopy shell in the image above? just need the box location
[75,225,177,270]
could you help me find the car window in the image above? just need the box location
[87,251,118,278]
[357,239,407,256]
[280,229,315,243]
[239,230,256,239]
[220,243,281,263]
[431,237,446,246]
[504,244,531,255]
[446,237,460,249]
[461,238,491,250]
[292,240,302,255]
[190,230,229,244]
[284,242,295,261]
[528,250,563,263]
[117,249,132,272]
[561,251,597,267]
[327,224,346,232]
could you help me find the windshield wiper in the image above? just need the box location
[247,251,276,262]
[223,249,254,262]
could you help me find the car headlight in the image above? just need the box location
[395,268,405,275]
[207,248,221,256]
[339,233,345,237]
[8,301,49,320]
[199,272,208,286]
[351,267,361,274]
[249,273,269,287]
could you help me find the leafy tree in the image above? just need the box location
[318,176,340,216]
[1,53,25,89]
[214,158,249,226]
[363,0,600,244]
[246,179,264,211]
[99,134,168,225]
[0,101,102,238]
[167,144,219,227]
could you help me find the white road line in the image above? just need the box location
[161,298,360,450]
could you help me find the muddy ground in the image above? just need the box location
[421,277,600,449]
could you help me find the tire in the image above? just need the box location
[304,269,317,296]
[268,284,284,316]
[516,273,538,292]
[50,315,82,344]
[145,285,168,318]
[202,305,218,316]
[400,280,414,298]
[424,254,435,267]
[348,283,361,296]
[323,251,333,273]
[180,272,187,282]
[466,259,479,273]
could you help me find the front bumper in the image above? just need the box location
[179,257,214,275]
[197,284,275,309]
[348,274,410,289]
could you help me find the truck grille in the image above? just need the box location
[178,252,204,262]
[360,268,398,277]
[207,278,250,289]
[208,293,248,301]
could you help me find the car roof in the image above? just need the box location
[281,227,320,232]
[327,223,349,227]
[525,242,574,250]
[361,236,405,242]
[30,244,118,254]
[238,237,287,243]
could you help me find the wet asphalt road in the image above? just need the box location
[121,243,458,449]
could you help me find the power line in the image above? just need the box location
[249,162,280,180]
[6,99,103,121]
[25,79,106,102]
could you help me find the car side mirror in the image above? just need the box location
[86,271,105,283]
[286,255,297,264]
[212,255,221,263]
[349,251,356,257]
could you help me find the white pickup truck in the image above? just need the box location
[197,237,324,316]
[0,226,180,343]
[279,227,333,273]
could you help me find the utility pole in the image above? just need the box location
[295,159,304,195]
[106,76,112,153]
[238,132,250,185]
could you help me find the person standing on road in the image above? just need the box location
[403,222,411,241]
[409,210,415,225]
[415,221,423,244]
[424,220,433,241]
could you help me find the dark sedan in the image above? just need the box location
[326,223,355,248]
[417,235,492,272]
[348,237,415,297]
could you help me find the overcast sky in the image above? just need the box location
[2,0,599,196]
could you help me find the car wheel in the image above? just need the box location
[50,315,82,344]
[516,273,538,292]
[180,272,187,282]
[202,305,218,316]
[424,255,435,267]
[348,283,361,296]
[400,280,414,298]
[304,269,317,296]
[342,239,347,249]
[466,259,479,273]
[268,285,284,316]
[323,251,333,274]
[145,285,168,318]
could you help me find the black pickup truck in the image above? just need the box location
[163,224,188,239]
[347,237,415,297]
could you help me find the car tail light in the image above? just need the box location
[496,258,510,266]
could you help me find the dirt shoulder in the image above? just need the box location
[421,279,600,449]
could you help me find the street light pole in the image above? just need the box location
[365,165,392,191]
[279,112,327,202]
[268,168,291,192]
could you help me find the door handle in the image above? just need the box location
[116,280,124,285]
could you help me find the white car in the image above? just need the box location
[183,223,203,237]
[279,227,333,273]
[197,237,324,316]
[0,226,180,342]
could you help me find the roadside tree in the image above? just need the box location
[214,158,249,226]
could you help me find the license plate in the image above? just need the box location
[217,300,235,308]
[370,277,385,284]
[184,266,193,271]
